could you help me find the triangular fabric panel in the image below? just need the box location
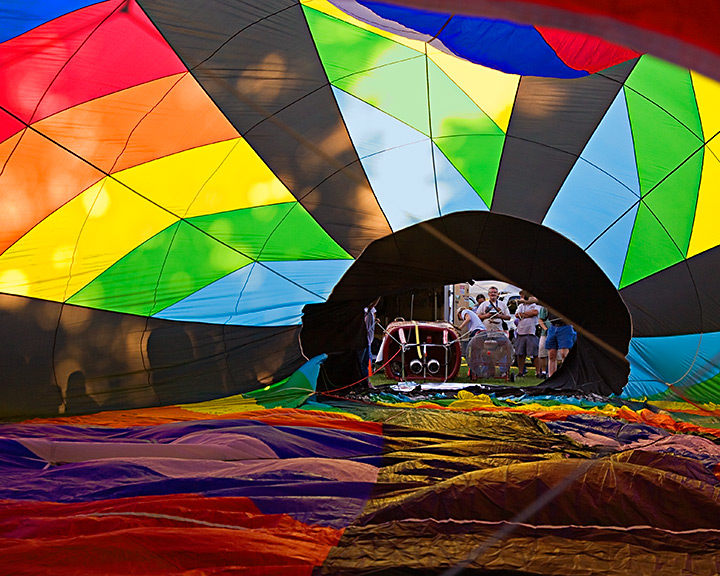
[187,202,352,262]
[688,71,720,257]
[33,73,240,176]
[585,209,638,288]
[625,56,703,197]
[0,129,104,255]
[427,63,505,207]
[0,177,178,302]
[334,88,439,231]
[68,221,251,315]
[113,138,294,218]
[620,203,685,288]
[543,88,640,239]
[0,1,102,44]
[0,1,186,125]
[334,87,488,229]
[433,142,491,215]
[623,55,703,274]
[154,262,326,326]
[262,259,355,300]
[492,59,636,220]
[140,0,390,257]
[427,48,519,133]
[305,4,430,136]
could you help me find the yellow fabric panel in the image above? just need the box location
[0,177,178,301]
[113,137,295,218]
[688,71,720,257]
[428,47,519,133]
[301,0,427,54]
[180,393,262,415]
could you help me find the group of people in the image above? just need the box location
[457,286,576,379]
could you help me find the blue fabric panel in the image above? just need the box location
[586,208,638,288]
[332,86,426,162]
[0,1,101,43]
[433,141,490,213]
[358,1,583,77]
[543,90,640,285]
[154,262,326,326]
[624,332,720,398]
[333,87,437,230]
[263,260,353,300]
[577,89,640,195]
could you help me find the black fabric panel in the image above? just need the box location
[620,245,720,337]
[491,60,636,221]
[303,211,631,396]
[138,0,391,257]
[0,295,62,419]
[0,294,303,420]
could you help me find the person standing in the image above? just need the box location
[457,307,485,379]
[471,294,485,314]
[546,316,576,376]
[359,297,381,382]
[514,290,540,377]
[536,305,549,378]
[477,286,510,332]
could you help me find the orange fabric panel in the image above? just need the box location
[34,72,240,176]
[24,406,384,435]
[0,129,103,254]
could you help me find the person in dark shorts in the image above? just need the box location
[546,317,576,376]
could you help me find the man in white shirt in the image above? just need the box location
[514,290,540,377]
[477,286,511,332]
[457,306,485,338]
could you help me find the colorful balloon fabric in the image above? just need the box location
[1,0,720,417]
[2,367,720,575]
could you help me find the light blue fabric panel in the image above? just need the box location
[333,86,436,230]
[334,86,485,230]
[585,207,638,287]
[333,86,427,161]
[433,141,490,214]
[543,90,640,284]
[263,260,354,300]
[575,89,640,194]
[154,262,326,326]
[623,332,720,398]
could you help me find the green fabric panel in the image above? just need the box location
[434,134,504,208]
[188,202,352,261]
[671,372,720,404]
[624,56,702,257]
[428,63,503,138]
[619,203,685,288]
[304,5,430,135]
[642,149,703,256]
[427,63,504,207]
[68,221,251,315]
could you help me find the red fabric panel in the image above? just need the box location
[0,495,342,575]
[0,0,186,126]
[535,26,641,73]
[0,107,24,144]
